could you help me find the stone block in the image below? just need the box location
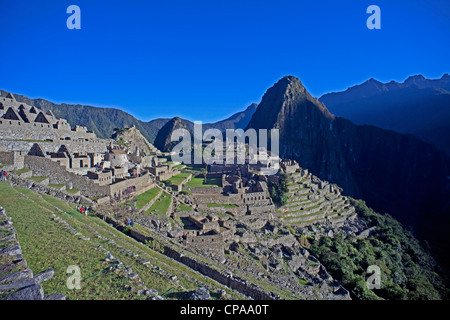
[44,292,66,300]
[34,268,54,284]
[0,243,22,256]
[5,284,44,300]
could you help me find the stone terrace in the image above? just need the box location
[279,169,356,227]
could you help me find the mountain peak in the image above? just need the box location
[246,76,334,131]
[275,75,307,94]
[363,77,384,88]
[154,117,188,152]
[403,74,426,86]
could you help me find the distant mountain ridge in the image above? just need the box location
[0,90,257,144]
[319,74,450,156]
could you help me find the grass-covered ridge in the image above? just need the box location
[308,198,449,300]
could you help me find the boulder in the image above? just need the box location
[168,229,183,238]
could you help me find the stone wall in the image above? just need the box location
[109,174,154,198]
[23,155,110,197]
[7,173,93,205]
[163,246,278,300]
[0,119,96,141]
[0,151,13,165]
[0,139,108,154]
[98,212,279,300]
[185,186,222,194]
[22,155,154,198]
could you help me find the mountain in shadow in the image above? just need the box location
[319,74,450,156]
[247,75,450,262]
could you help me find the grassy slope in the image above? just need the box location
[166,172,191,186]
[134,187,161,209]
[0,181,242,300]
[145,193,172,215]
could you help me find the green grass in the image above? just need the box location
[0,182,135,300]
[132,187,161,209]
[184,175,221,188]
[166,172,191,186]
[12,168,30,175]
[206,203,238,208]
[145,193,172,215]
[297,277,310,286]
[176,203,192,212]
[181,164,203,172]
[65,188,80,195]
[29,176,48,183]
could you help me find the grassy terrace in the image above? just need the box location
[184,175,221,188]
[181,164,203,172]
[165,172,191,186]
[145,193,172,215]
[0,181,242,300]
[283,210,325,220]
[65,188,80,195]
[0,163,12,169]
[176,203,192,212]
[29,176,48,183]
[286,201,324,214]
[131,187,161,209]
[12,168,30,175]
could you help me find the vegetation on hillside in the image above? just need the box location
[268,173,289,206]
[308,199,449,300]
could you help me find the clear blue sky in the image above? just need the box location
[1,0,449,122]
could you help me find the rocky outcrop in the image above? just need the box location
[112,125,159,156]
[154,117,190,152]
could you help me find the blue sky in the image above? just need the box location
[0,0,449,122]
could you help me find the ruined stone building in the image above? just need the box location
[0,93,96,142]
